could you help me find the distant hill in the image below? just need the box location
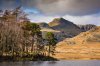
[69,26,100,44]
[54,26,100,60]
[37,22,62,41]
[78,24,96,32]
[49,18,82,37]
[37,22,50,29]
[56,26,100,47]
[36,18,97,42]
[37,18,82,41]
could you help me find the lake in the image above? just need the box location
[0,60,100,66]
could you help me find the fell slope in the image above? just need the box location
[54,27,100,60]
[78,24,96,32]
[49,18,81,37]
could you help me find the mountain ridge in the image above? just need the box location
[37,18,97,41]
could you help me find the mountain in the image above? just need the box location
[37,18,83,41]
[49,18,82,37]
[78,24,96,32]
[57,26,100,45]
[37,22,50,29]
[56,26,100,52]
[37,18,97,42]
[54,26,100,60]
[37,22,60,32]
[37,22,62,40]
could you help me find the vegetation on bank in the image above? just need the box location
[0,54,58,61]
[0,7,57,61]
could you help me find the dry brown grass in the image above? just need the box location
[52,27,100,60]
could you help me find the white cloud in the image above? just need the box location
[28,13,100,26]
[63,14,100,25]
[27,14,59,22]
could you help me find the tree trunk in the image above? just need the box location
[48,45,50,56]
[12,43,14,58]
[31,37,34,52]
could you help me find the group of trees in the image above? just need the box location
[46,32,57,56]
[0,7,57,59]
[21,21,43,54]
[0,7,25,57]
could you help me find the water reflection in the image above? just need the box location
[0,61,100,66]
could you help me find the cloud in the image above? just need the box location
[27,14,59,22]
[27,13,100,26]
[0,0,100,25]
[0,0,100,16]
[63,14,100,25]
[0,0,19,9]
[22,0,100,16]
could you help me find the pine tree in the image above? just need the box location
[45,32,57,56]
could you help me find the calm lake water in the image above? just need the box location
[0,60,100,66]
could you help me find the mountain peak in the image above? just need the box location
[53,17,64,20]
[52,18,67,23]
[49,17,74,27]
[48,18,81,36]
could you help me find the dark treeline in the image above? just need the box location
[0,7,57,61]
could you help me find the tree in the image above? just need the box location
[45,32,57,56]
[22,22,43,53]
[0,6,43,59]
[0,17,24,57]
[0,7,25,57]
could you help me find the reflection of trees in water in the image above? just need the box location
[34,61,44,65]
[21,62,36,66]
[21,61,57,66]
[48,61,57,65]
[21,61,44,66]
[22,62,27,66]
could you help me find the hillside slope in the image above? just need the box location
[49,18,82,37]
[54,27,100,60]
[78,24,96,32]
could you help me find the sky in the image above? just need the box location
[0,0,100,25]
